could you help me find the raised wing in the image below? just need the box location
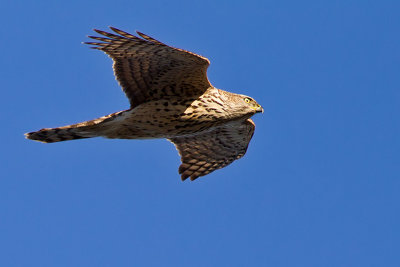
[169,119,256,181]
[85,27,212,108]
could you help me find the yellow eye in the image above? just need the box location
[244,98,251,103]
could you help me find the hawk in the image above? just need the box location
[26,27,263,181]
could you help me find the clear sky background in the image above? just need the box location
[1,1,399,266]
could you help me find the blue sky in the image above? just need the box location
[1,0,399,266]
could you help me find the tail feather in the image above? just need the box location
[25,110,126,143]
[25,126,93,143]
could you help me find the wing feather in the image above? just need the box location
[85,27,212,107]
[169,119,256,181]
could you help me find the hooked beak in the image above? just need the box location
[256,105,264,113]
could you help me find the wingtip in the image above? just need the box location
[181,175,189,181]
[190,175,199,181]
[93,29,103,35]
[136,31,146,39]
[180,173,199,181]
[109,26,121,33]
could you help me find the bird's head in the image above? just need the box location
[239,95,263,114]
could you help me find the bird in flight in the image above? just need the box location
[26,27,263,181]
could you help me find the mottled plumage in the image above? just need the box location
[26,27,263,181]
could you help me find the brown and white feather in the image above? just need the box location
[85,27,211,108]
[170,119,255,180]
[26,28,262,181]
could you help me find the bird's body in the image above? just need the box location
[26,27,263,180]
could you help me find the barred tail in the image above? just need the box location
[25,126,95,143]
[25,110,126,143]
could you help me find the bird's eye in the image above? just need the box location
[244,98,251,103]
